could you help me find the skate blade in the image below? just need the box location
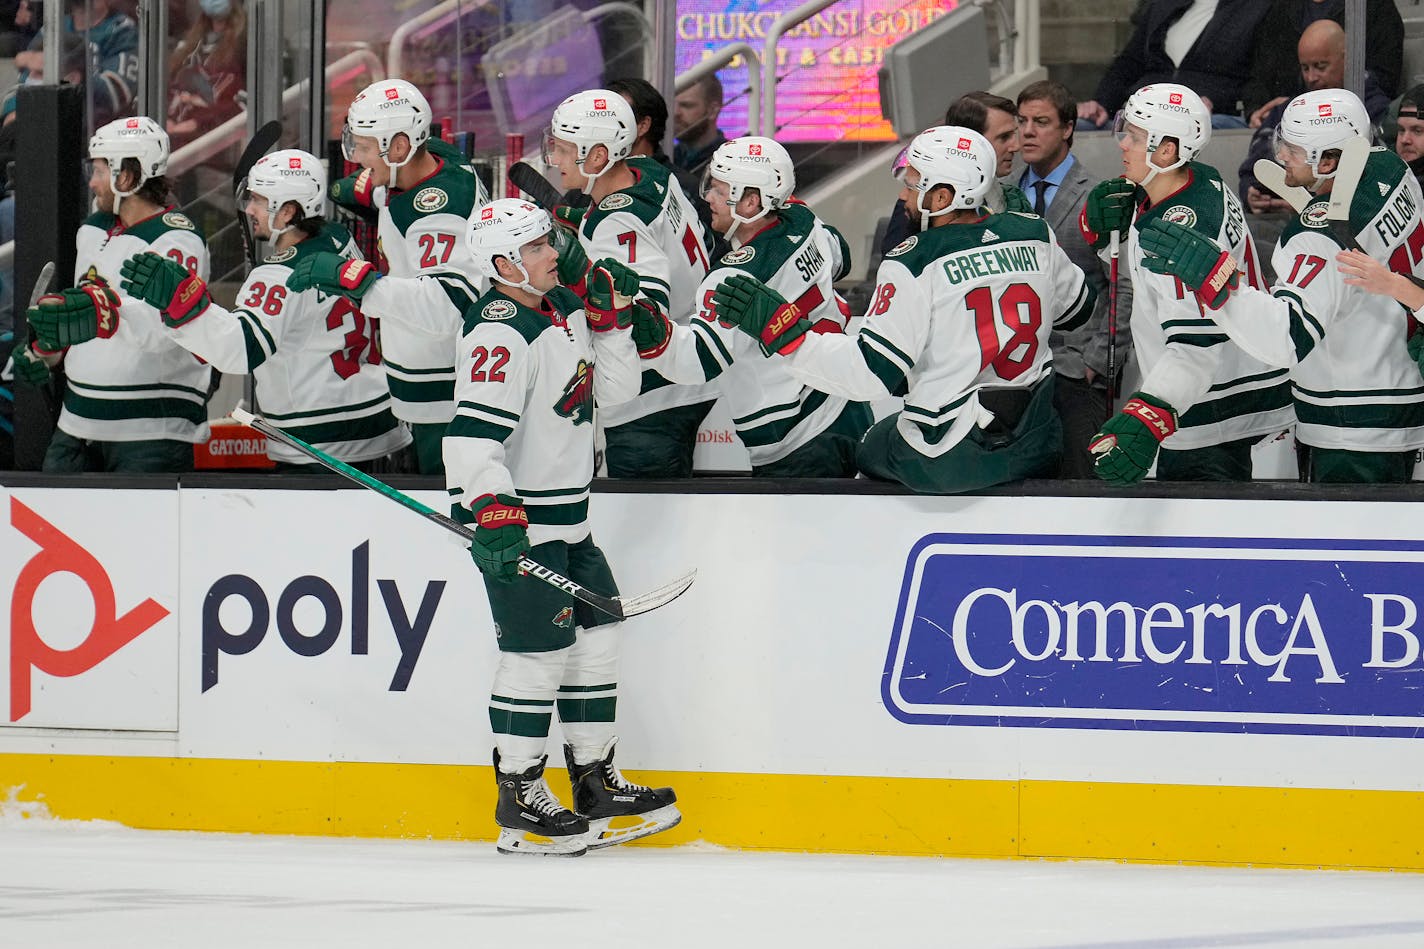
[586,804,682,850]
[495,828,588,857]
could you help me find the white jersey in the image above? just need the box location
[376,158,489,424]
[445,286,641,546]
[61,208,211,443]
[163,222,410,465]
[650,201,859,466]
[579,156,717,426]
[1124,162,1293,450]
[784,211,1092,457]
[1207,148,1424,451]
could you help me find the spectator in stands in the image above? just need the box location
[1243,0,1403,121]
[1396,85,1424,186]
[1077,0,1273,131]
[1015,80,1134,478]
[1239,20,1388,214]
[166,0,246,148]
[0,0,41,57]
[880,92,1027,256]
[5,0,137,128]
[673,72,727,178]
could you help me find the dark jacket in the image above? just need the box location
[1241,0,1404,113]
[1094,0,1273,115]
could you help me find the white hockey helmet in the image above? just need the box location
[545,89,637,190]
[241,149,328,238]
[343,79,432,184]
[902,126,995,229]
[468,198,553,295]
[1273,88,1371,181]
[1113,83,1209,184]
[89,115,169,212]
[701,136,796,238]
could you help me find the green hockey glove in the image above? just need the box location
[119,252,210,327]
[1088,391,1179,486]
[711,272,812,357]
[28,284,122,349]
[330,167,380,209]
[287,253,381,302]
[10,340,54,386]
[1080,177,1136,251]
[630,300,672,358]
[468,493,529,582]
[584,257,638,332]
[1408,330,1424,369]
[1002,183,1032,214]
[552,223,589,288]
[553,204,586,229]
[1138,218,1240,309]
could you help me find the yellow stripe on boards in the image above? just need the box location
[2,754,1421,870]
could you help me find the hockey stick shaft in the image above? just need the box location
[233,120,283,269]
[1106,232,1119,421]
[508,160,565,212]
[231,407,644,620]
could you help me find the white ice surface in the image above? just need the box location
[2,817,1422,948]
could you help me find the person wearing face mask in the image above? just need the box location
[638,136,870,477]
[166,0,246,148]
[5,0,137,128]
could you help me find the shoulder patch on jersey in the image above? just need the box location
[481,299,518,321]
[413,187,449,213]
[885,235,918,257]
[599,193,633,211]
[162,211,196,230]
[1162,206,1197,227]
[1301,203,1330,228]
[264,247,297,263]
[722,246,756,265]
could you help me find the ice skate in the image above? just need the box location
[493,750,589,857]
[564,738,681,850]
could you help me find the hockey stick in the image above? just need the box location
[508,160,565,211]
[230,407,696,620]
[233,120,283,269]
[1252,160,1310,213]
[1105,233,1119,421]
[1326,136,1369,221]
[21,261,60,417]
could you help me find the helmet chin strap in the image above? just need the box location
[494,255,540,297]
[914,191,956,231]
[726,187,771,242]
[109,169,143,217]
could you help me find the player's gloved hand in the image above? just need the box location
[630,301,672,358]
[1080,177,1136,251]
[1088,391,1178,486]
[552,223,589,288]
[1138,218,1240,308]
[553,205,586,229]
[287,252,381,302]
[119,252,210,328]
[10,339,54,386]
[1408,330,1424,369]
[584,258,638,332]
[1003,184,1033,214]
[468,493,529,582]
[712,273,812,357]
[329,167,383,209]
[28,284,122,349]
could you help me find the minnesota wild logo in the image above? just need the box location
[555,358,594,425]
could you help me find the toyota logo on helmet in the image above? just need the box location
[749,143,762,155]
[1169,93,1183,105]
[1319,104,1333,117]
[385,88,400,100]
[481,206,494,220]
[288,157,301,168]
[593,98,607,110]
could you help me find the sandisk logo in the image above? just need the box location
[7,498,168,722]
[749,144,762,156]
[593,98,607,110]
[385,88,400,100]
[1169,93,1183,105]
[288,157,302,169]
[1319,104,1333,117]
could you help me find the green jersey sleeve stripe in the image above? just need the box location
[859,327,915,374]
[1165,332,1229,347]
[446,416,515,441]
[456,400,521,423]
[692,320,734,368]
[857,336,907,395]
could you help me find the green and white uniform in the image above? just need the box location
[162,222,410,466]
[787,212,1094,492]
[57,208,211,446]
[651,201,869,472]
[579,157,716,474]
[1125,162,1294,463]
[1202,149,1424,467]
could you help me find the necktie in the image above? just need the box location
[1032,179,1050,217]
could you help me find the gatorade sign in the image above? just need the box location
[1,492,178,729]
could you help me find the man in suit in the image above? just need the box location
[1017,80,1134,478]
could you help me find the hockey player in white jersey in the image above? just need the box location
[713,127,1095,493]
[19,116,212,472]
[112,149,410,470]
[647,135,870,475]
[544,89,717,478]
[1138,88,1424,482]
[450,199,679,855]
[341,78,490,473]
[1080,83,1293,485]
